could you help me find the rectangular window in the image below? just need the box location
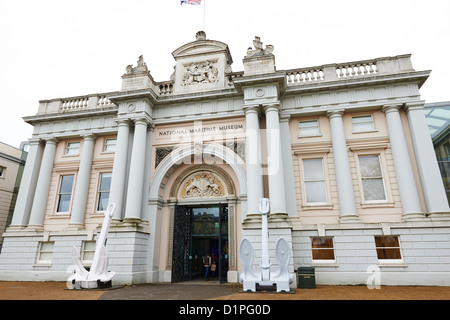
[299,120,320,136]
[81,241,96,264]
[97,172,112,211]
[311,237,335,260]
[0,166,5,178]
[302,158,327,204]
[56,175,75,213]
[358,155,386,201]
[65,142,80,155]
[374,236,402,260]
[37,242,54,264]
[104,139,117,152]
[352,115,374,132]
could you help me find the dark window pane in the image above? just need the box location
[375,236,400,248]
[312,249,335,260]
[376,248,402,260]
[57,194,71,212]
[311,237,333,249]
[59,175,74,193]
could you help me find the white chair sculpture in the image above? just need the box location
[239,198,294,293]
[67,203,116,289]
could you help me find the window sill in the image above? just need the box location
[378,261,407,268]
[312,261,339,267]
[61,154,79,158]
[302,204,334,210]
[298,134,323,138]
[360,202,395,209]
[352,129,378,134]
[33,263,52,268]
[49,213,70,219]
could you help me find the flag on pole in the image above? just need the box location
[181,0,201,4]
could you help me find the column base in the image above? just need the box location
[4,225,28,232]
[243,213,262,225]
[402,212,427,222]
[339,214,361,224]
[25,225,44,232]
[65,223,85,231]
[109,218,150,233]
[429,211,450,221]
[268,213,291,228]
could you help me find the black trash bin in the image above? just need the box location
[297,267,316,289]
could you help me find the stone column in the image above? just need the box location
[28,138,58,228]
[124,117,150,221]
[109,119,131,221]
[244,106,264,220]
[280,114,298,217]
[10,139,44,228]
[382,105,422,218]
[405,103,450,215]
[327,109,358,221]
[264,104,287,216]
[69,134,96,227]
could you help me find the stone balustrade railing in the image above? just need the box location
[285,54,414,86]
[38,93,116,115]
[38,55,414,115]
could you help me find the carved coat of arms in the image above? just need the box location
[182,172,222,198]
[181,61,219,86]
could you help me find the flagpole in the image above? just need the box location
[202,0,206,31]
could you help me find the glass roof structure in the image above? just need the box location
[424,101,450,142]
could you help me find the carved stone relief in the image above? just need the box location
[180,171,223,199]
[170,165,235,199]
[181,60,219,86]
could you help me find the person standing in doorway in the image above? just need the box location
[211,253,217,278]
[203,253,211,281]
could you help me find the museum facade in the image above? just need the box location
[1,32,449,286]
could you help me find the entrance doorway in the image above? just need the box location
[172,204,228,283]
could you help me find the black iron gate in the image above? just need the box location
[218,203,228,284]
[172,205,191,283]
[172,204,228,283]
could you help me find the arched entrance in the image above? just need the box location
[169,166,236,283]
[147,144,245,284]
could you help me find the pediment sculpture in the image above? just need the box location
[181,171,223,198]
[245,36,274,58]
[181,60,219,86]
[125,55,149,75]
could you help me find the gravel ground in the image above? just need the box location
[1,281,450,300]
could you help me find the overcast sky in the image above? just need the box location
[1,0,449,148]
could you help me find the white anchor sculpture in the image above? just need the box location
[239,198,293,292]
[67,203,116,289]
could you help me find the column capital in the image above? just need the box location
[130,115,153,127]
[114,118,132,127]
[263,103,281,114]
[44,137,59,144]
[28,138,43,146]
[326,108,345,119]
[382,104,402,114]
[243,105,260,115]
[279,113,291,123]
[80,133,97,141]
[404,101,425,113]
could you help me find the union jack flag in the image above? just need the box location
[181,0,201,5]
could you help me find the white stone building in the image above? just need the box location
[1,32,449,286]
